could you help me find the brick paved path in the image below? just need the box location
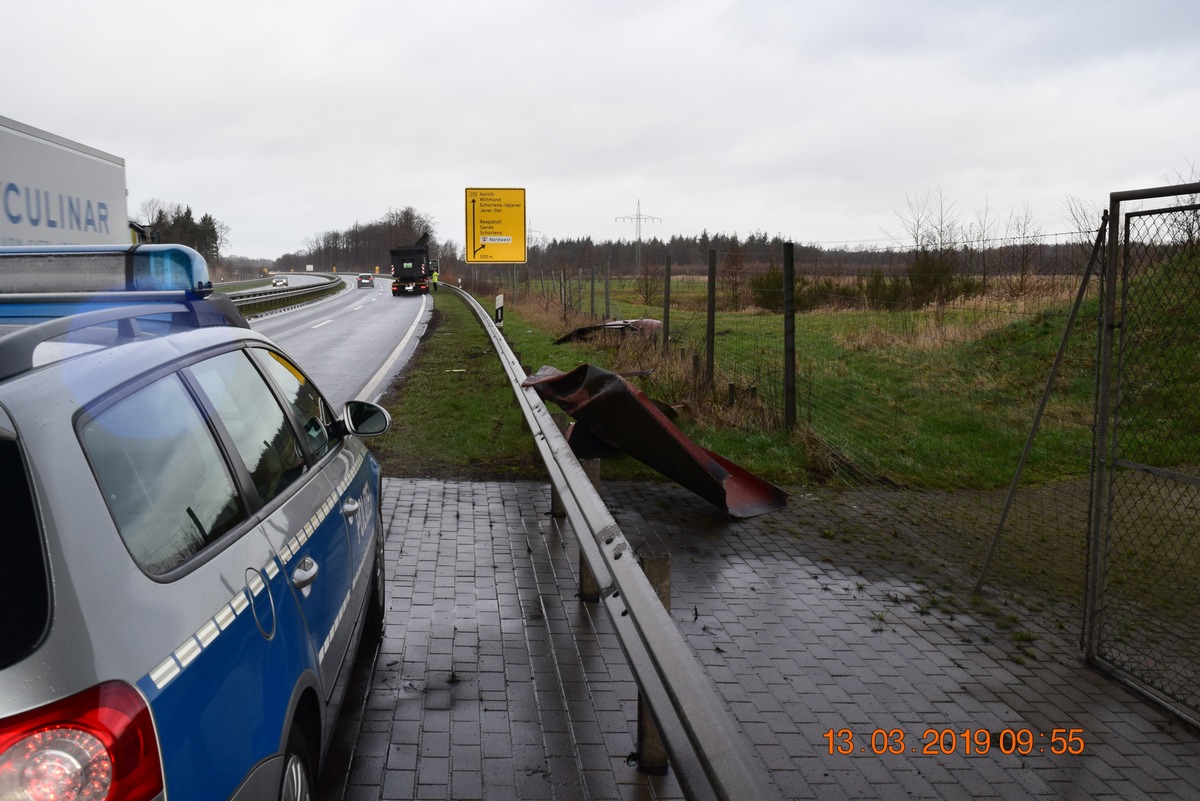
[322,478,1200,801]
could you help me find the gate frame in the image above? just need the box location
[1085,181,1200,728]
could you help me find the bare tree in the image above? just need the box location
[636,256,662,306]
[966,198,997,291]
[1168,159,1200,246]
[893,191,933,250]
[894,188,961,307]
[1006,203,1043,295]
[930,188,959,252]
[137,197,174,226]
[1062,195,1105,273]
[719,238,746,311]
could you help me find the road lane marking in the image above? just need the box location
[357,293,428,402]
[311,320,334,329]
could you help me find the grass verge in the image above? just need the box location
[371,291,806,485]
[371,293,549,480]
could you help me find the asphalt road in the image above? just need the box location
[249,277,430,407]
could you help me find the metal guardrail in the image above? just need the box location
[214,277,273,291]
[446,284,782,801]
[222,273,343,315]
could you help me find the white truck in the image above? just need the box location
[1,115,128,246]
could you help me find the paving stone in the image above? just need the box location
[318,478,1200,801]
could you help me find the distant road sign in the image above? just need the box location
[465,188,526,264]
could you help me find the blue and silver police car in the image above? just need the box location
[0,246,390,801]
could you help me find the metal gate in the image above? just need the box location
[1086,182,1200,727]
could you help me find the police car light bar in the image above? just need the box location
[0,245,213,296]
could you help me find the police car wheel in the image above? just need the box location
[366,545,386,632]
[279,727,314,801]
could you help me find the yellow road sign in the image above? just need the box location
[465,187,526,264]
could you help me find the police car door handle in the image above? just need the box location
[342,498,360,518]
[292,556,319,591]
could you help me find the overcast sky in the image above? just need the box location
[8,0,1200,259]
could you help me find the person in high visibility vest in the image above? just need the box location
[431,269,439,291]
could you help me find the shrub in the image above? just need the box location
[749,265,784,311]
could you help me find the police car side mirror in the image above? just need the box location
[335,400,391,438]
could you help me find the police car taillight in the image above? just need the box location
[0,682,162,801]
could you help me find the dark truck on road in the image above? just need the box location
[390,239,430,296]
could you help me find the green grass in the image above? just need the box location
[371,295,549,480]
[380,286,1090,491]
[583,280,1103,489]
[493,303,808,484]
[372,292,791,484]
[376,267,1197,495]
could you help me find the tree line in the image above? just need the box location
[274,206,461,275]
[136,198,229,265]
[138,176,1194,299]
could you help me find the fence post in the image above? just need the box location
[1086,200,1122,660]
[605,257,611,319]
[706,249,716,387]
[662,253,671,353]
[784,242,796,430]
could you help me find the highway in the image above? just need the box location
[248,275,430,407]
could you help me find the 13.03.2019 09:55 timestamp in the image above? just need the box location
[823,727,1086,756]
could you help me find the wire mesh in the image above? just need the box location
[1090,202,1200,720]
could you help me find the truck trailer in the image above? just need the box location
[1,116,129,247]
[390,236,431,296]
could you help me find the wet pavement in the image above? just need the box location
[319,478,1200,800]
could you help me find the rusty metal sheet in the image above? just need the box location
[522,364,787,518]
[553,318,662,344]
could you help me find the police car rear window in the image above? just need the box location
[81,373,245,575]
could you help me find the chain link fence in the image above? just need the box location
[655,243,1105,643]
[1085,187,1200,725]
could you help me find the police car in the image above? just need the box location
[0,245,390,801]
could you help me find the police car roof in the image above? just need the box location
[0,245,248,382]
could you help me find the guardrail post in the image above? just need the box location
[549,413,570,517]
[577,459,603,602]
[549,448,603,603]
[636,552,671,773]
[513,352,531,431]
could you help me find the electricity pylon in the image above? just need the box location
[616,200,661,274]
